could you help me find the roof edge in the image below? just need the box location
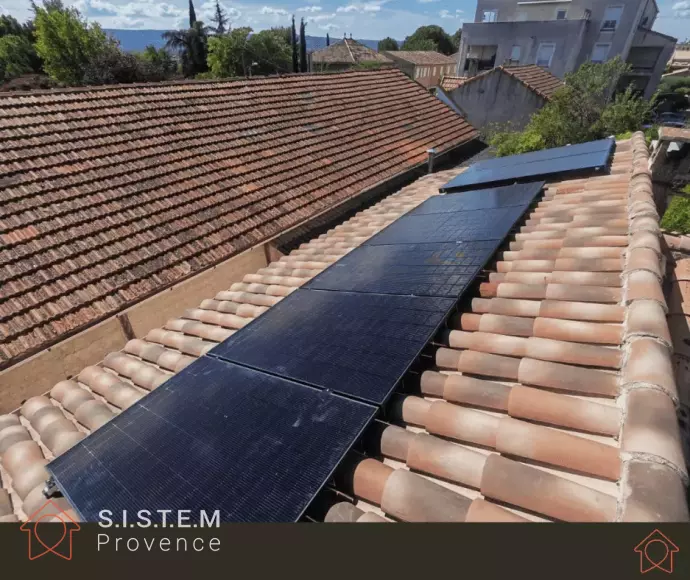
[618,131,690,522]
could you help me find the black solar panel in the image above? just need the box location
[440,138,614,192]
[47,356,376,523]
[409,181,544,214]
[306,240,498,297]
[210,289,455,405]
[366,204,530,245]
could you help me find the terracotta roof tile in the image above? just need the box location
[453,65,563,101]
[1,133,688,523]
[385,51,457,66]
[440,75,465,91]
[0,69,477,368]
[311,39,392,65]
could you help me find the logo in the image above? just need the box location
[20,499,81,560]
[634,529,679,574]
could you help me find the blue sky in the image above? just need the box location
[0,0,688,41]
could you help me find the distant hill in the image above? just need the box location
[105,29,391,53]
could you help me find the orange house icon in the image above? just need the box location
[20,499,81,560]
[634,529,679,574]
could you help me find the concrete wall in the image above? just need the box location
[629,27,677,98]
[460,19,589,78]
[0,246,267,413]
[466,0,658,75]
[448,69,547,131]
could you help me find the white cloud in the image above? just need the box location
[439,8,463,18]
[298,5,322,12]
[260,6,288,15]
[672,0,690,17]
[307,13,335,22]
[336,2,384,13]
[320,22,338,31]
[417,0,439,3]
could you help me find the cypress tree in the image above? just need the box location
[291,15,298,73]
[326,32,330,47]
[188,0,197,27]
[299,17,307,73]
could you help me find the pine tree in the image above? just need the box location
[211,0,228,35]
[291,15,298,73]
[299,17,307,73]
[326,32,329,47]
[188,0,197,27]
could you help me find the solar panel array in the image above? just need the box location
[47,171,552,522]
[440,138,614,193]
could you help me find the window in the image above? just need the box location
[432,66,437,76]
[591,43,611,63]
[510,45,521,61]
[415,68,420,79]
[482,10,498,22]
[536,43,556,67]
[601,6,623,31]
[556,9,567,20]
[517,11,528,21]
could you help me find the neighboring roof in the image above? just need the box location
[440,75,466,92]
[311,38,392,65]
[1,132,688,524]
[385,51,457,66]
[451,65,564,101]
[659,126,690,143]
[501,65,564,100]
[0,69,477,369]
[671,49,690,63]
[663,67,690,77]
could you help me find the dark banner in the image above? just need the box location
[1,522,689,577]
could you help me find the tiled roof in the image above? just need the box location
[440,75,466,92]
[311,39,392,65]
[501,65,564,100]
[1,132,688,524]
[0,69,477,368]
[458,65,563,101]
[386,51,457,66]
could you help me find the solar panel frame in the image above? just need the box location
[408,181,544,214]
[210,289,456,405]
[305,240,499,297]
[364,204,532,246]
[47,356,377,523]
[440,139,614,192]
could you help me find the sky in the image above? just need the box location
[0,0,688,42]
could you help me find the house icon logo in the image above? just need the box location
[20,499,81,560]
[634,529,679,574]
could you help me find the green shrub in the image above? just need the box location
[661,196,690,233]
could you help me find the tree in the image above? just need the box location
[299,17,307,73]
[207,27,250,77]
[0,35,34,81]
[0,14,24,37]
[402,25,454,55]
[326,32,330,47]
[246,29,291,75]
[136,45,177,81]
[451,28,461,52]
[378,37,398,51]
[291,15,298,73]
[33,1,110,85]
[163,20,208,77]
[207,27,290,77]
[82,43,141,85]
[210,0,228,35]
[188,0,197,27]
[488,57,649,156]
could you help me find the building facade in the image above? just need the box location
[382,51,458,88]
[457,0,676,99]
